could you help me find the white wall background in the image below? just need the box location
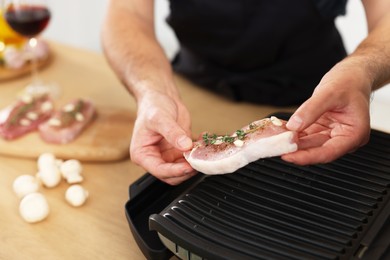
[43,0,389,102]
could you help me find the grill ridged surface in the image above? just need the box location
[150,130,390,260]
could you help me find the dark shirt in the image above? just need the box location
[167,0,348,106]
[313,0,348,18]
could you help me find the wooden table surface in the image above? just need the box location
[0,42,296,259]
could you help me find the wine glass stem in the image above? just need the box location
[29,37,41,86]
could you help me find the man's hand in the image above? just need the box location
[282,60,371,165]
[283,0,390,165]
[130,90,197,185]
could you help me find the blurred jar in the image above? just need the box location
[0,2,26,62]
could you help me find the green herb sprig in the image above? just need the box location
[201,122,267,146]
[202,129,247,146]
[8,101,35,127]
[59,100,84,127]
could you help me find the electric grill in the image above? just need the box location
[125,113,390,260]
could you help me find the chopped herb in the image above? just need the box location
[249,123,257,130]
[210,134,217,144]
[8,102,35,126]
[4,96,42,129]
[203,133,217,145]
[236,129,246,140]
[202,133,209,144]
[58,100,85,127]
[202,129,247,146]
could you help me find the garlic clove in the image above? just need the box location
[75,113,84,122]
[233,139,244,147]
[13,175,41,199]
[62,103,75,112]
[26,111,39,121]
[47,118,62,127]
[270,116,283,126]
[20,94,33,104]
[40,101,53,112]
[19,192,49,223]
[19,118,31,126]
[65,185,88,207]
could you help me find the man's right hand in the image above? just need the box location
[130,90,197,185]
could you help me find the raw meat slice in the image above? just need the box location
[38,99,96,144]
[0,94,54,140]
[184,116,298,175]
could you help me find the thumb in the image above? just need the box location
[152,117,193,151]
[286,93,333,131]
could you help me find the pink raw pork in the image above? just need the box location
[38,99,96,144]
[0,94,54,140]
[184,116,298,175]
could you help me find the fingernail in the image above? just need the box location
[287,116,303,131]
[178,135,192,149]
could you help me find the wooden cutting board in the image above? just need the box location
[0,106,134,162]
[0,42,139,162]
[0,52,54,82]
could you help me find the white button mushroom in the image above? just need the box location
[37,164,62,188]
[19,192,50,223]
[65,185,89,207]
[60,159,82,176]
[60,159,83,184]
[64,172,84,184]
[12,175,41,198]
[36,153,62,188]
[37,153,57,171]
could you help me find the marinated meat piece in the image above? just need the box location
[38,99,96,144]
[184,117,298,175]
[0,94,54,140]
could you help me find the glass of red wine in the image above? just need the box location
[3,0,55,96]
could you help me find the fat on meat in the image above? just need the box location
[184,117,298,175]
[38,99,96,144]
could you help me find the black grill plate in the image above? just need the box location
[126,114,390,260]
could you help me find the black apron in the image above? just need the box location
[167,0,348,106]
